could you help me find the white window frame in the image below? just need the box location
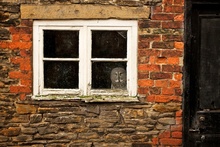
[33,20,137,97]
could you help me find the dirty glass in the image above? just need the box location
[92,31,127,58]
[44,30,79,58]
[92,62,127,89]
[44,61,78,88]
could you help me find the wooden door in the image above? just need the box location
[185,0,220,146]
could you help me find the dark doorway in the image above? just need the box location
[184,0,220,146]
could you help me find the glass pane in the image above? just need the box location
[44,61,78,89]
[44,30,79,58]
[92,62,127,89]
[92,31,127,58]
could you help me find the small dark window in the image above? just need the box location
[44,61,79,88]
[44,30,79,58]
[92,31,127,58]
[92,62,127,89]
[43,30,79,89]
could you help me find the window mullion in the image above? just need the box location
[79,26,87,95]
[39,28,44,95]
[87,27,92,95]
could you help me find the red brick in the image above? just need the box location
[154,95,181,103]
[20,20,33,27]
[156,57,167,64]
[8,42,20,50]
[155,80,169,87]
[0,41,9,48]
[139,20,161,28]
[19,42,32,50]
[20,58,31,71]
[167,57,179,64]
[163,0,173,5]
[139,49,161,57]
[9,71,31,79]
[174,14,184,21]
[10,85,31,93]
[162,65,182,72]
[21,79,32,86]
[174,0,184,5]
[146,95,155,102]
[162,50,183,57]
[164,6,184,13]
[152,137,159,145]
[152,41,174,49]
[150,72,172,80]
[139,35,161,42]
[12,34,20,41]
[21,34,32,42]
[20,93,27,101]
[20,49,31,57]
[9,27,32,34]
[153,6,163,13]
[176,117,182,124]
[149,87,161,95]
[174,73,182,81]
[169,80,181,88]
[158,131,171,138]
[176,110,182,117]
[149,56,156,64]
[138,64,160,72]
[162,21,183,29]
[138,41,150,49]
[162,35,183,42]
[138,72,149,79]
[162,87,174,95]
[152,14,174,20]
[175,88,182,96]
[174,41,184,49]
[138,88,149,94]
[160,138,182,146]
[171,125,183,131]
[138,79,154,87]
[172,131,182,138]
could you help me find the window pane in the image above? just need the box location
[92,62,127,89]
[44,30,79,58]
[44,61,78,89]
[92,31,127,58]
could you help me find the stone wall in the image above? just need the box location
[0,0,184,146]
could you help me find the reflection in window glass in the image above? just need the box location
[92,62,127,89]
[44,61,79,88]
[44,30,79,58]
[92,31,127,58]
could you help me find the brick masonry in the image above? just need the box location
[0,0,184,146]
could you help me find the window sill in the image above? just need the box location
[31,95,140,103]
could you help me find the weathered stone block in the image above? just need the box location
[21,127,37,134]
[38,125,59,135]
[153,103,181,112]
[21,4,150,19]
[0,28,10,40]
[158,117,175,125]
[12,134,33,142]
[16,104,37,114]
[0,135,8,142]
[0,127,21,136]
[30,114,42,123]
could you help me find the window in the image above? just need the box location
[33,20,137,98]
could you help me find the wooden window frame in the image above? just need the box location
[33,20,138,99]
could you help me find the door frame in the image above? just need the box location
[184,0,220,146]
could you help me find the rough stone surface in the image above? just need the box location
[0,0,183,146]
[21,4,150,19]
